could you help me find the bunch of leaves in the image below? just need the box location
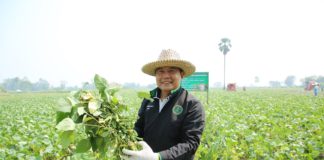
[55,74,141,159]
[137,91,153,102]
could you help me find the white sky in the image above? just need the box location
[1,0,323,87]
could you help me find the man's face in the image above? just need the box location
[155,66,184,92]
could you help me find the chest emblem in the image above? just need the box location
[172,105,183,115]
[146,104,154,111]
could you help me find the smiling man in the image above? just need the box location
[122,49,205,160]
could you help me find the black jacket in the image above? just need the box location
[134,87,205,160]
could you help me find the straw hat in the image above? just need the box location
[142,49,196,77]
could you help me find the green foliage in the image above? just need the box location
[218,38,232,55]
[55,74,140,159]
[0,93,71,159]
[76,139,91,153]
[1,77,50,91]
[285,75,296,87]
[137,91,153,102]
[56,118,76,131]
[194,89,324,159]
[0,88,323,159]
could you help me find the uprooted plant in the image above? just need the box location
[55,74,141,159]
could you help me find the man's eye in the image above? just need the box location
[156,71,164,74]
[169,69,177,73]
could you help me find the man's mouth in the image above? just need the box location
[161,81,172,84]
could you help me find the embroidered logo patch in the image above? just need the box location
[146,104,154,111]
[172,105,183,115]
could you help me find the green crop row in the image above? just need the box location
[0,89,323,159]
[195,89,324,159]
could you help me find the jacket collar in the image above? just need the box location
[150,86,182,99]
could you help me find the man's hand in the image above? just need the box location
[122,141,159,160]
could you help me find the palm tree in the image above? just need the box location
[218,38,232,90]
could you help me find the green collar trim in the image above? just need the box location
[171,86,180,94]
[150,88,157,98]
[150,86,181,98]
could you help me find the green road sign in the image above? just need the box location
[181,72,209,91]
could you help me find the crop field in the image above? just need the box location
[0,89,323,159]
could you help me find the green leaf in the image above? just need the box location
[137,91,153,102]
[56,118,76,131]
[71,105,82,123]
[55,98,72,112]
[84,119,99,135]
[90,136,98,152]
[82,115,94,123]
[79,91,94,101]
[103,89,111,103]
[100,131,110,137]
[73,90,82,100]
[59,130,75,148]
[108,87,119,96]
[93,111,102,117]
[98,137,108,155]
[111,96,119,105]
[94,74,108,92]
[77,107,86,115]
[75,138,91,153]
[56,112,70,124]
[66,97,77,106]
[88,100,100,114]
[73,114,84,124]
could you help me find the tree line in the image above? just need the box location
[0,77,78,92]
[1,75,323,92]
[268,75,324,88]
[0,77,155,92]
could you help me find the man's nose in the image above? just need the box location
[160,71,171,77]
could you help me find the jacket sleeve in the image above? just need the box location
[134,99,149,138]
[159,100,205,159]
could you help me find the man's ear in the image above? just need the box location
[180,71,185,78]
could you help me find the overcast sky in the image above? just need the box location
[1,0,323,87]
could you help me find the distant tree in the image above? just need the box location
[254,76,260,86]
[254,76,260,83]
[123,82,141,89]
[218,38,232,90]
[3,77,19,90]
[66,85,79,91]
[2,77,33,91]
[33,78,50,91]
[269,81,281,87]
[82,82,95,90]
[299,78,305,86]
[302,75,317,87]
[20,77,33,91]
[317,76,324,83]
[146,83,156,89]
[59,81,67,90]
[302,75,324,88]
[284,75,296,87]
[318,76,324,88]
[110,82,122,88]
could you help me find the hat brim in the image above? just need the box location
[142,60,196,77]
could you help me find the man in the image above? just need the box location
[313,83,319,96]
[123,49,205,160]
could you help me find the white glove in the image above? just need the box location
[122,141,159,160]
